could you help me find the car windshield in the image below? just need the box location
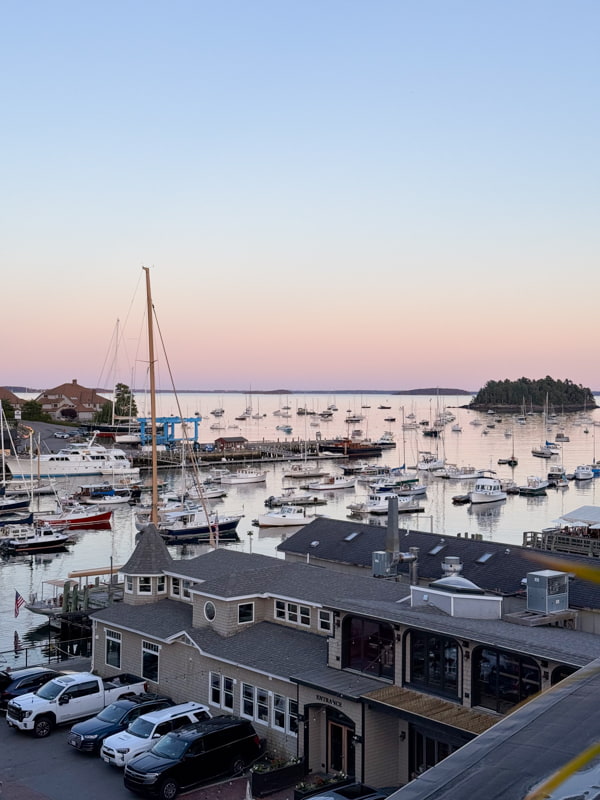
[97,703,126,723]
[151,734,189,760]
[127,717,155,738]
[36,680,64,700]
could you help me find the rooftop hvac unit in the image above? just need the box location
[372,550,392,577]
[526,570,569,614]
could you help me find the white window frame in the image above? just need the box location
[142,640,160,682]
[238,602,254,625]
[318,609,333,632]
[274,600,311,627]
[157,575,166,594]
[171,577,181,597]
[209,672,234,711]
[105,629,122,669]
[125,576,133,594]
[273,694,298,736]
[241,682,255,719]
[138,576,152,594]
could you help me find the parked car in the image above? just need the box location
[53,431,70,438]
[100,702,211,768]
[0,667,63,711]
[307,784,393,800]
[123,715,263,799]
[67,693,175,753]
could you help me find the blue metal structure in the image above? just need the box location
[137,416,202,445]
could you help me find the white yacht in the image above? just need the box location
[5,434,134,479]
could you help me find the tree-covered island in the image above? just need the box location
[470,376,596,412]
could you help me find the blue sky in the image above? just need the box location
[2,1,599,391]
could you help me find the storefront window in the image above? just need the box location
[473,647,541,713]
[408,631,458,698]
[342,616,394,679]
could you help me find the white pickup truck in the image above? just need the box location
[6,671,148,738]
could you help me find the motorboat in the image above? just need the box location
[264,489,327,507]
[0,523,73,553]
[518,476,550,496]
[220,468,267,485]
[374,431,396,448]
[73,483,133,506]
[433,465,484,480]
[36,501,113,528]
[5,433,135,479]
[283,463,330,479]
[574,465,594,481]
[469,477,507,504]
[307,475,355,490]
[347,493,424,515]
[255,505,313,527]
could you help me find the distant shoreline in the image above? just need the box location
[4,386,475,396]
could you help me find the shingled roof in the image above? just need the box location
[276,517,600,610]
[122,524,174,575]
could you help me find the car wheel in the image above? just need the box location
[158,778,178,800]
[33,715,53,738]
[231,757,246,775]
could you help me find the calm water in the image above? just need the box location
[2,392,600,658]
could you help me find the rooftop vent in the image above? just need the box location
[441,556,463,576]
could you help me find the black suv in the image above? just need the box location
[123,715,262,799]
[67,693,175,753]
[0,667,63,711]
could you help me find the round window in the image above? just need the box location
[204,601,216,621]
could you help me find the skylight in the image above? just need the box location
[476,552,495,564]
[428,543,446,555]
[344,531,361,541]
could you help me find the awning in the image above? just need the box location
[364,684,499,735]
[552,505,600,526]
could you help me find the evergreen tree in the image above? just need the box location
[1,399,14,420]
[21,400,51,421]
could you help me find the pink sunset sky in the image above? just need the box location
[3,2,599,393]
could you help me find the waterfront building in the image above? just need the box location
[88,520,600,789]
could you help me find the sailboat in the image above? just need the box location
[136,268,243,545]
[498,428,518,466]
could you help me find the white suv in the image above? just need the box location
[100,702,211,767]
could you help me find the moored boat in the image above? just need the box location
[36,501,113,528]
[0,523,73,553]
[469,477,507,504]
[5,433,135,479]
[255,505,313,527]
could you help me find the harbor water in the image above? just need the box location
[2,391,600,659]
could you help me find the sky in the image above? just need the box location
[2,1,599,392]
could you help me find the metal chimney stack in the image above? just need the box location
[385,495,400,557]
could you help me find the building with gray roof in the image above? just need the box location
[88,521,600,792]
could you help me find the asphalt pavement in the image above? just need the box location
[0,708,294,800]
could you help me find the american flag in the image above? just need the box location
[14,590,25,618]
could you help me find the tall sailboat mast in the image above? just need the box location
[144,267,159,524]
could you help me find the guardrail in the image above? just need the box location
[0,635,92,671]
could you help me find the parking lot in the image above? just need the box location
[0,713,292,800]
